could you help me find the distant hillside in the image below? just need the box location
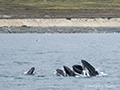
[0,0,120,10]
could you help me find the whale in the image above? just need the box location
[72,60,99,76]
[55,66,76,77]
[72,65,83,74]
[81,60,99,76]
[55,60,99,77]
[55,69,65,76]
[63,66,76,76]
[24,67,35,75]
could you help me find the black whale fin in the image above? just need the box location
[26,67,35,75]
[63,66,76,76]
[72,65,83,74]
[56,69,65,76]
[81,60,99,76]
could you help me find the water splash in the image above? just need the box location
[99,72,108,76]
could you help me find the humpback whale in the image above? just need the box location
[72,65,83,74]
[81,60,99,76]
[56,69,65,76]
[55,60,99,77]
[24,67,35,75]
[55,66,76,77]
[63,66,76,76]
[72,60,99,76]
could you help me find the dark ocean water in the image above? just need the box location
[0,33,120,90]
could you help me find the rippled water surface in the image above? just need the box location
[0,33,120,90]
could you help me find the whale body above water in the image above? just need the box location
[55,60,99,77]
[23,60,100,77]
[24,67,35,75]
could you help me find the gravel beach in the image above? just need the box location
[0,18,120,27]
[0,18,120,33]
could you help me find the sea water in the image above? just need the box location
[0,33,120,90]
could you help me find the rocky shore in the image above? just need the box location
[0,26,120,33]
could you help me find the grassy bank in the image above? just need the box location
[0,0,120,18]
[0,0,120,10]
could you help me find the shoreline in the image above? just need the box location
[0,18,120,33]
[0,18,120,27]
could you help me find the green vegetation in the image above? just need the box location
[0,0,120,18]
[0,0,120,10]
